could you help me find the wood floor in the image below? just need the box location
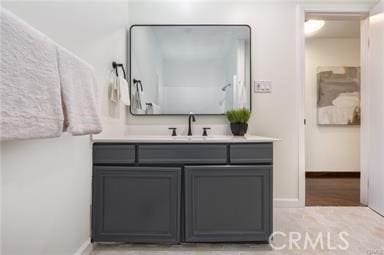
[306,173,360,206]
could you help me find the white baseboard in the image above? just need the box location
[274,198,301,208]
[74,238,92,255]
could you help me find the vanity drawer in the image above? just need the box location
[230,143,272,164]
[138,144,227,164]
[93,144,136,164]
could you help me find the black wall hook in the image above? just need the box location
[112,61,126,79]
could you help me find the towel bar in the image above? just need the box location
[112,61,126,79]
[133,79,143,92]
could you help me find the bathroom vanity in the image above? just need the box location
[92,24,274,244]
[92,136,275,244]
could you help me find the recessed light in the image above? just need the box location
[305,20,325,36]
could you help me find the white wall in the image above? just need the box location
[1,135,91,255]
[162,58,225,113]
[305,38,361,172]
[162,87,224,114]
[126,1,300,202]
[0,2,128,255]
[131,26,163,108]
[367,0,384,215]
[223,41,237,111]
[0,6,374,255]
[163,58,225,88]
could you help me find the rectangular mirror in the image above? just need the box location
[130,25,251,115]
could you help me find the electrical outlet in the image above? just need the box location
[254,81,272,93]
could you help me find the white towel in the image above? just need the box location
[118,76,130,106]
[134,109,146,115]
[139,90,145,109]
[132,82,145,111]
[0,8,64,141]
[152,103,161,114]
[57,46,102,135]
[145,103,161,114]
[108,70,120,103]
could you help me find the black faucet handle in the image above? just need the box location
[202,127,211,136]
[168,127,177,136]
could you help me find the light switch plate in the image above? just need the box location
[254,81,272,93]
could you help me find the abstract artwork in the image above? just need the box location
[317,66,360,125]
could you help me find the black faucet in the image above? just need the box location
[187,112,196,136]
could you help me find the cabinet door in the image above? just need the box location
[92,166,180,243]
[184,165,272,242]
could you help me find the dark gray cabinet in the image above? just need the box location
[230,144,273,164]
[138,144,227,164]
[184,165,272,242]
[93,144,135,164]
[92,166,181,243]
[92,142,273,244]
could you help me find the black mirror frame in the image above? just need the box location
[129,24,252,116]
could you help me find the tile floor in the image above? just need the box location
[91,207,384,255]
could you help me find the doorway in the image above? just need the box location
[304,14,365,206]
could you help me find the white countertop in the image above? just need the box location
[92,135,279,143]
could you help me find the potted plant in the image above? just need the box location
[226,108,251,136]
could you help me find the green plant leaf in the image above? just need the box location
[225,108,251,124]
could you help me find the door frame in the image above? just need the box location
[296,3,372,207]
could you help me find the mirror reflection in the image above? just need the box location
[130,25,251,115]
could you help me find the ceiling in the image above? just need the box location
[307,20,360,38]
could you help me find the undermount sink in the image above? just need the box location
[205,136,234,140]
[171,135,233,141]
[125,135,235,142]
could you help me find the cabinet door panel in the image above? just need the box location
[184,165,272,242]
[138,144,227,164]
[93,144,135,164]
[230,143,273,164]
[92,166,180,243]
